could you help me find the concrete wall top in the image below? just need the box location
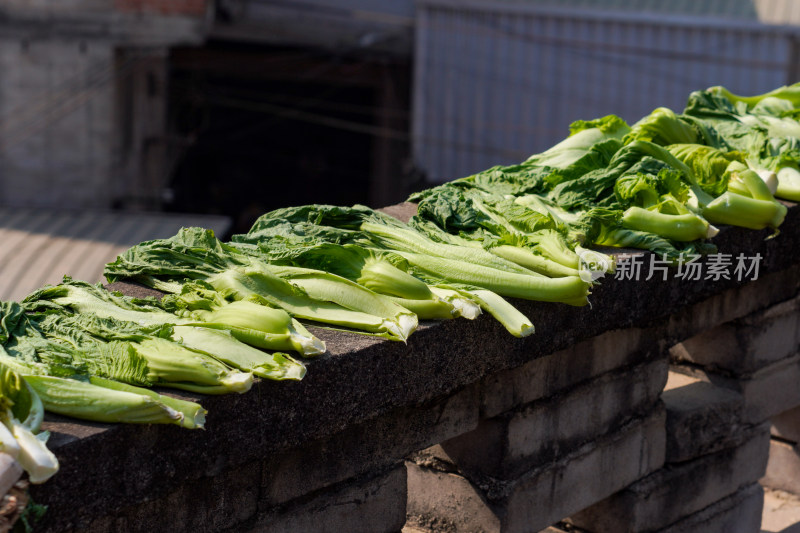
[26,200,800,530]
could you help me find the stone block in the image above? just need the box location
[77,456,409,533]
[662,371,745,463]
[570,423,769,533]
[80,459,262,533]
[672,356,800,423]
[655,483,763,533]
[443,358,667,479]
[573,484,764,533]
[253,465,407,533]
[480,326,663,419]
[262,384,479,506]
[762,438,800,494]
[670,294,800,375]
[406,406,665,533]
[665,265,800,344]
[771,405,800,443]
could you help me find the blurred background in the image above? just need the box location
[1,0,800,299]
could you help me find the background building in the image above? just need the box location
[0,0,415,237]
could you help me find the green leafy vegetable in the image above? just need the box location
[527,115,630,169]
[105,228,418,342]
[24,280,307,381]
[162,282,325,357]
[0,359,57,483]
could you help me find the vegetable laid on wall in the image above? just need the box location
[2,81,800,492]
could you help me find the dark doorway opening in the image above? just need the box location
[165,42,410,236]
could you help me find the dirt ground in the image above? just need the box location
[762,488,800,533]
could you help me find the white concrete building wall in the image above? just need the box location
[0,37,115,208]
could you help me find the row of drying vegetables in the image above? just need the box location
[2,83,800,487]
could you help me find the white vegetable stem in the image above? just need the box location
[0,422,20,459]
[10,421,58,484]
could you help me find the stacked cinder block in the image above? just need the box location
[744,301,800,501]
[674,293,800,513]
[404,258,800,533]
[405,327,669,533]
[569,293,800,532]
[569,372,768,532]
[43,378,484,533]
[250,386,481,533]
[670,295,800,424]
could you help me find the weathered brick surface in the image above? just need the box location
[662,263,800,345]
[655,483,764,533]
[569,423,769,533]
[670,294,800,375]
[76,459,408,533]
[80,460,262,533]
[731,355,800,423]
[672,355,800,423]
[44,384,475,531]
[480,326,663,419]
[762,439,800,495]
[442,358,667,479]
[662,371,745,463]
[572,485,764,533]
[252,466,407,533]
[261,384,478,506]
[407,406,665,533]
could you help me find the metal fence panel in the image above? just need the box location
[413,0,800,183]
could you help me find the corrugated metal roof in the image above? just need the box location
[0,209,231,302]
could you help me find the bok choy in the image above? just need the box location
[7,300,252,395]
[0,359,58,483]
[23,281,307,381]
[104,228,418,341]
[0,308,206,430]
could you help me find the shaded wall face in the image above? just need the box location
[0,38,115,209]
